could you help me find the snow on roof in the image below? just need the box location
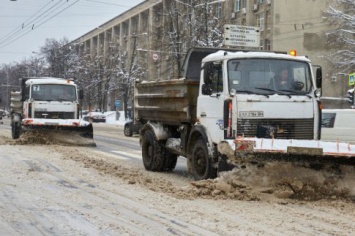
[25,77,75,85]
[202,50,310,63]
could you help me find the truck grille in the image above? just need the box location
[237,118,314,139]
[34,112,75,119]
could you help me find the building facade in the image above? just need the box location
[71,0,348,110]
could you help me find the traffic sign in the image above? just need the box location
[152,53,160,62]
[223,24,260,48]
[115,99,121,107]
[349,73,355,86]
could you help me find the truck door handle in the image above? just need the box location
[200,112,206,117]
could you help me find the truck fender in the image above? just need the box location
[140,121,170,142]
[187,124,216,158]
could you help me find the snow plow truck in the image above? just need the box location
[10,77,94,146]
[133,47,355,180]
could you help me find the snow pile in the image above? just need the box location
[59,145,355,202]
[13,130,95,147]
[103,111,131,126]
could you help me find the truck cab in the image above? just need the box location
[197,50,322,144]
[10,77,92,140]
[22,78,80,119]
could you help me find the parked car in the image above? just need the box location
[123,120,142,137]
[80,110,89,118]
[3,110,10,118]
[321,109,355,144]
[83,112,106,123]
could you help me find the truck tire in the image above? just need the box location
[163,150,178,171]
[124,124,133,137]
[11,123,20,139]
[142,130,165,171]
[191,139,217,180]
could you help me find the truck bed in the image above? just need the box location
[134,79,199,126]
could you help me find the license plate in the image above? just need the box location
[239,111,264,118]
[44,122,59,125]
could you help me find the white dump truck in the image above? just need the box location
[134,48,354,180]
[10,77,94,145]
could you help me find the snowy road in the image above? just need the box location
[0,146,216,235]
[0,121,354,235]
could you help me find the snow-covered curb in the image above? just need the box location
[91,111,131,126]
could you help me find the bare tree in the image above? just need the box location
[157,0,226,78]
[0,63,25,110]
[324,0,355,72]
[40,38,77,78]
[114,37,146,118]
[23,56,47,77]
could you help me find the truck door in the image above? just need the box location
[197,61,225,142]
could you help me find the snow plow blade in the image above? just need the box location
[20,120,95,146]
[218,138,355,172]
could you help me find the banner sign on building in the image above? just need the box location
[223,24,260,48]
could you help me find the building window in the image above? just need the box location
[258,0,263,3]
[215,3,222,18]
[257,13,264,31]
[235,0,241,12]
[266,10,271,34]
[241,0,246,8]
[265,39,271,50]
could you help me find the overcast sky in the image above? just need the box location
[0,0,144,65]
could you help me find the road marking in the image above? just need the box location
[111,150,142,160]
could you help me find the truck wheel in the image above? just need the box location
[142,130,165,171]
[191,139,217,180]
[163,150,178,171]
[11,123,20,139]
[124,124,133,137]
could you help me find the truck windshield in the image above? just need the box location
[227,59,312,96]
[31,84,76,101]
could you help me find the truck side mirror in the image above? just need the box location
[79,89,84,99]
[316,67,322,89]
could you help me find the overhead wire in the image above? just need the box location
[0,1,70,47]
[0,0,54,44]
[85,0,131,8]
[0,1,64,46]
[0,0,80,49]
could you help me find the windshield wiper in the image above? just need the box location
[254,87,291,98]
[237,89,269,98]
[280,89,312,98]
[255,87,277,93]
[237,89,254,94]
